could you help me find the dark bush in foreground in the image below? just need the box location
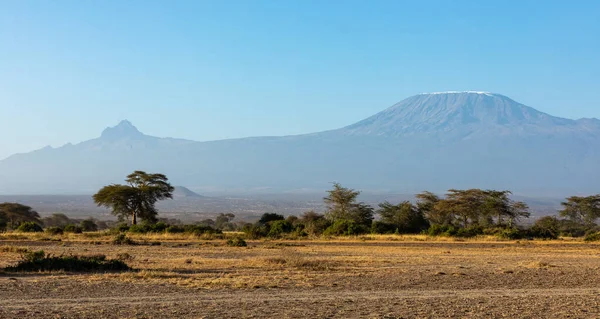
[17,222,43,233]
[227,237,247,247]
[4,250,130,272]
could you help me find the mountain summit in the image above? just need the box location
[342,92,574,138]
[100,120,144,140]
[0,92,598,195]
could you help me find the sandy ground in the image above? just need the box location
[1,237,600,318]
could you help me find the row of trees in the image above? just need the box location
[3,170,600,239]
[0,205,105,233]
[317,183,531,235]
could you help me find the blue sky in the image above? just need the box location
[1,0,599,159]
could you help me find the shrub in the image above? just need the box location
[227,237,247,247]
[115,252,134,261]
[151,222,168,232]
[455,226,484,238]
[128,224,149,233]
[63,224,83,234]
[165,225,185,233]
[112,233,135,245]
[116,223,130,232]
[80,219,98,232]
[371,221,396,234]
[258,213,285,225]
[44,227,64,235]
[267,220,293,238]
[242,224,268,239]
[5,250,130,272]
[183,224,220,235]
[528,225,559,239]
[584,231,600,242]
[17,222,43,233]
[323,220,368,236]
[497,228,525,240]
[427,224,457,237]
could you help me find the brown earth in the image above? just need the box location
[1,234,600,318]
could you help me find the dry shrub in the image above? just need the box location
[264,250,333,271]
[522,261,555,269]
[116,253,134,261]
[0,245,29,253]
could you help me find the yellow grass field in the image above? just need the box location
[1,233,600,318]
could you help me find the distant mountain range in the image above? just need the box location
[1,92,598,196]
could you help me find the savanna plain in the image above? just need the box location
[2,234,600,318]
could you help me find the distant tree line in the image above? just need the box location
[3,171,600,241]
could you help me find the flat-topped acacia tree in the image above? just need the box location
[93,171,174,225]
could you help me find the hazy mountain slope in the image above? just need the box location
[0,92,598,196]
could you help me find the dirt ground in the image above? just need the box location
[2,235,600,318]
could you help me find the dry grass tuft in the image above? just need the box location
[0,245,29,253]
[522,261,555,269]
[262,250,334,271]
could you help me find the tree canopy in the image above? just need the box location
[0,202,41,230]
[93,171,174,225]
[559,195,600,226]
[324,183,373,227]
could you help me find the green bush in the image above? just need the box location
[528,225,559,239]
[112,233,135,245]
[151,222,168,232]
[44,227,64,235]
[258,213,285,225]
[63,224,83,234]
[17,222,43,233]
[427,224,457,236]
[165,225,185,233]
[128,224,149,233]
[183,224,220,235]
[455,226,484,238]
[226,237,247,247]
[4,250,130,272]
[371,221,396,234]
[242,224,268,239]
[584,231,600,242]
[323,220,368,236]
[267,220,293,238]
[80,219,98,232]
[116,223,130,232]
[497,228,525,240]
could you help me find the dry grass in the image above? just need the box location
[3,232,600,318]
[2,232,599,290]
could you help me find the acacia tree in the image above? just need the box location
[559,195,600,226]
[93,171,174,225]
[324,183,373,227]
[377,201,429,233]
[422,189,530,228]
[0,202,41,230]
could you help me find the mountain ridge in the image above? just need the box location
[1,92,598,196]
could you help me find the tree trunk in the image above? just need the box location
[131,212,137,225]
